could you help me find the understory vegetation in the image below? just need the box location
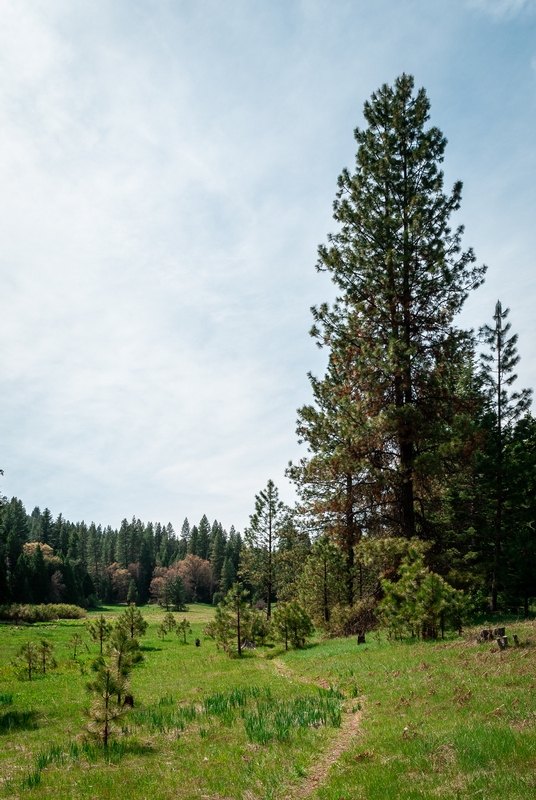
[0,605,535,799]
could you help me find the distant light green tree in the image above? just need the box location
[126,579,140,606]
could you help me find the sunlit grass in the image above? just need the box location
[1,607,536,798]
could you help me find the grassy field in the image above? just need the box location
[1,605,535,799]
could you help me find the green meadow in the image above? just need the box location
[1,605,536,799]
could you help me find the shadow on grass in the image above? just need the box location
[140,645,162,652]
[0,710,39,734]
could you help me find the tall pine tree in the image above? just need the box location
[290,75,485,575]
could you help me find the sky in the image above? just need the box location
[0,0,535,533]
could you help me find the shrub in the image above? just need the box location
[326,598,378,638]
[0,604,87,623]
[378,549,469,639]
[272,602,314,649]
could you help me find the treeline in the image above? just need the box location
[0,505,243,608]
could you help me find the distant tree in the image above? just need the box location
[242,480,287,617]
[210,523,227,585]
[116,519,129,569]
[272,602,314,650]
[162,612,177,633]
[275,515,310,602]
[30,545,49,604]
[480,301,532,611]
[197,515,211,561]
[298,536,346,626]
[188,525,199,557]
[210,584,251,657]
[165,575,187,611]
[250,610,271,646]
[156,623,168,640]
[177,555,212,603]
[126,579,140,606]
[40,508,53,546]
[177,518,190,560]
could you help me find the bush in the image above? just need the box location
[0,604,87,623]
[377,549,469,640]
[272,602,314,650]
[326,599,378,638]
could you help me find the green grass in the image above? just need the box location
[281,619,536,799]
[1,606,535,798]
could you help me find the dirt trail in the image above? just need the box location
[273,659,364,799]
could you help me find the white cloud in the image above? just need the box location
[467,0,536,18]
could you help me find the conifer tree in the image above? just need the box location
[86,661,129,747]
[198,515,211,561]
[179,518,190,559]
[87,614,113,654]
[242,480,286,617]
[210,524,227,585]
[188,525,199,556]
[480,301,532,611]
[116,519,129,569]
[290,75,485,567]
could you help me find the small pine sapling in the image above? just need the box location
[156,623,168,640]
[162,612,177,633]
[176,618,191,644]
[107,626,144,703]
[251,610,272,646]
[14,642,39,681]
[69,633,85,660]
[38,639,56,675]
[117,605,148,640]
[87,615,113,654]
[86,660,129,747]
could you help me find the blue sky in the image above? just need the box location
[0,0,535,533]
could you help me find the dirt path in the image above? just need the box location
[273,659,364,799]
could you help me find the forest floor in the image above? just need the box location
[1,605,536,799]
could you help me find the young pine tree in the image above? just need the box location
[480,301,532,611]
[87,615,113,654]
[242,480,286,617]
